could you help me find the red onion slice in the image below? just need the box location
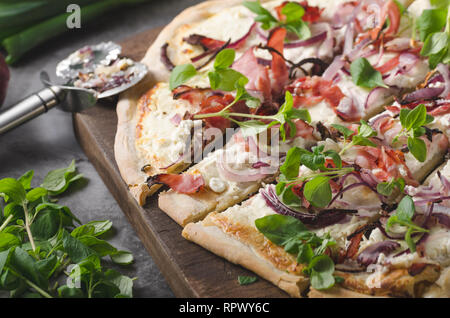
[284,31,327,48]
[437,63,450,98]
[357,241,400,266]
[322,56,345,82]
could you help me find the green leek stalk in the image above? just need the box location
[2,0,152,65]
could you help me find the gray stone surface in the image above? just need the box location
[0,0,204,298]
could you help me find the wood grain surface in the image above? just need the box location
[73,27,289,298]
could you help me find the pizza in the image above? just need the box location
[114,0,450,297]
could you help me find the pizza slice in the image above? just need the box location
[310,160,450,298]
[158,120,318,226]
[117,0,352,205]
[181,130,419,295]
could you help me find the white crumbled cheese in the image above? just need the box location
[424,227,450,267]
[209,177,227,193]
[135,83,200,167]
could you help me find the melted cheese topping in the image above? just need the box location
[135,83,202,168]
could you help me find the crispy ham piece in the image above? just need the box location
[268,27,290,97]
[232,47,272,101]
[147,173,205,194]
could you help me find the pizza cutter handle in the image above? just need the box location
[0,86,64,135]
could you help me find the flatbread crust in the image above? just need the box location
[115,0,257,204]
[183,220,309,297]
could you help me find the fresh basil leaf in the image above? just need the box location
[0,178,27,206]
[286,108,311,123]
[405,227,416,253]
[358,120,377,138]
[404,104,427,130]
[303,176,332,208]
[0,269,20,290]
[323,150,342,169]
[285,20,311,40]
[309,255,335,290]
[331,124,354,139]
[208,71,221,90]
[9,247,48,289]
[25,187,47,202]
[243,1,278,30]
[238,120,270,137]
[395,195,415,222]
[18,170,34,190]
[238,275,258,286]
[416,8,448,42]
[110,251,134,265]
[214,48,235,70]
[0,233,20,252]
[350,57,388,89]
[351,135,377,147]
[215,69,247,92]
[77,236,117,258]
[62,230,96,263]
[281,147,308,180]
[421,32,448,57]
[281,2,305,23]
[408,137,427,162]
[41,160,83,196]
[297,244,314,264]
[255,214,308,246]
[169,64,197,90]
[105,269,134,297]
[30,209,60,240]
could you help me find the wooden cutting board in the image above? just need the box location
[73,27,289,298]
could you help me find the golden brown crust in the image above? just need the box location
[334,264,441,297]
[308,287,388,298]
[182,219,309,297]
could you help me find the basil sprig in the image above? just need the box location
[417,7,450,68]
[394,104,434,162]
[0,162,135,298]
[350,57,388,89]
[376,177,405,197]
[243,1,311,40]
[196,90,311,140]
[386,196,429,253]
[169,48,261,109]
[255,214,338,290]
[332,120,377,155]
[277,145,353,208]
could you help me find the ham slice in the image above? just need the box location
[268,27,290,98]
[147,173,205,194]
[232,47,272,101]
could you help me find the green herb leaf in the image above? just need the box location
[408,136,427,162]
[309,255,335,290]
[238,275,258,285]
[169,64,197,90]
[214,48,235,70]
[0,178,27,206]
[416,8,448,42]
[41,160,83,196]
[350,57,388,89]
[303,176,332,208]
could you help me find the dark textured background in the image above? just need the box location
[0,0,204,298]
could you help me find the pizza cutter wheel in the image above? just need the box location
[0,42,148,135]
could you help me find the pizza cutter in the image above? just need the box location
[0,42,148,135]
